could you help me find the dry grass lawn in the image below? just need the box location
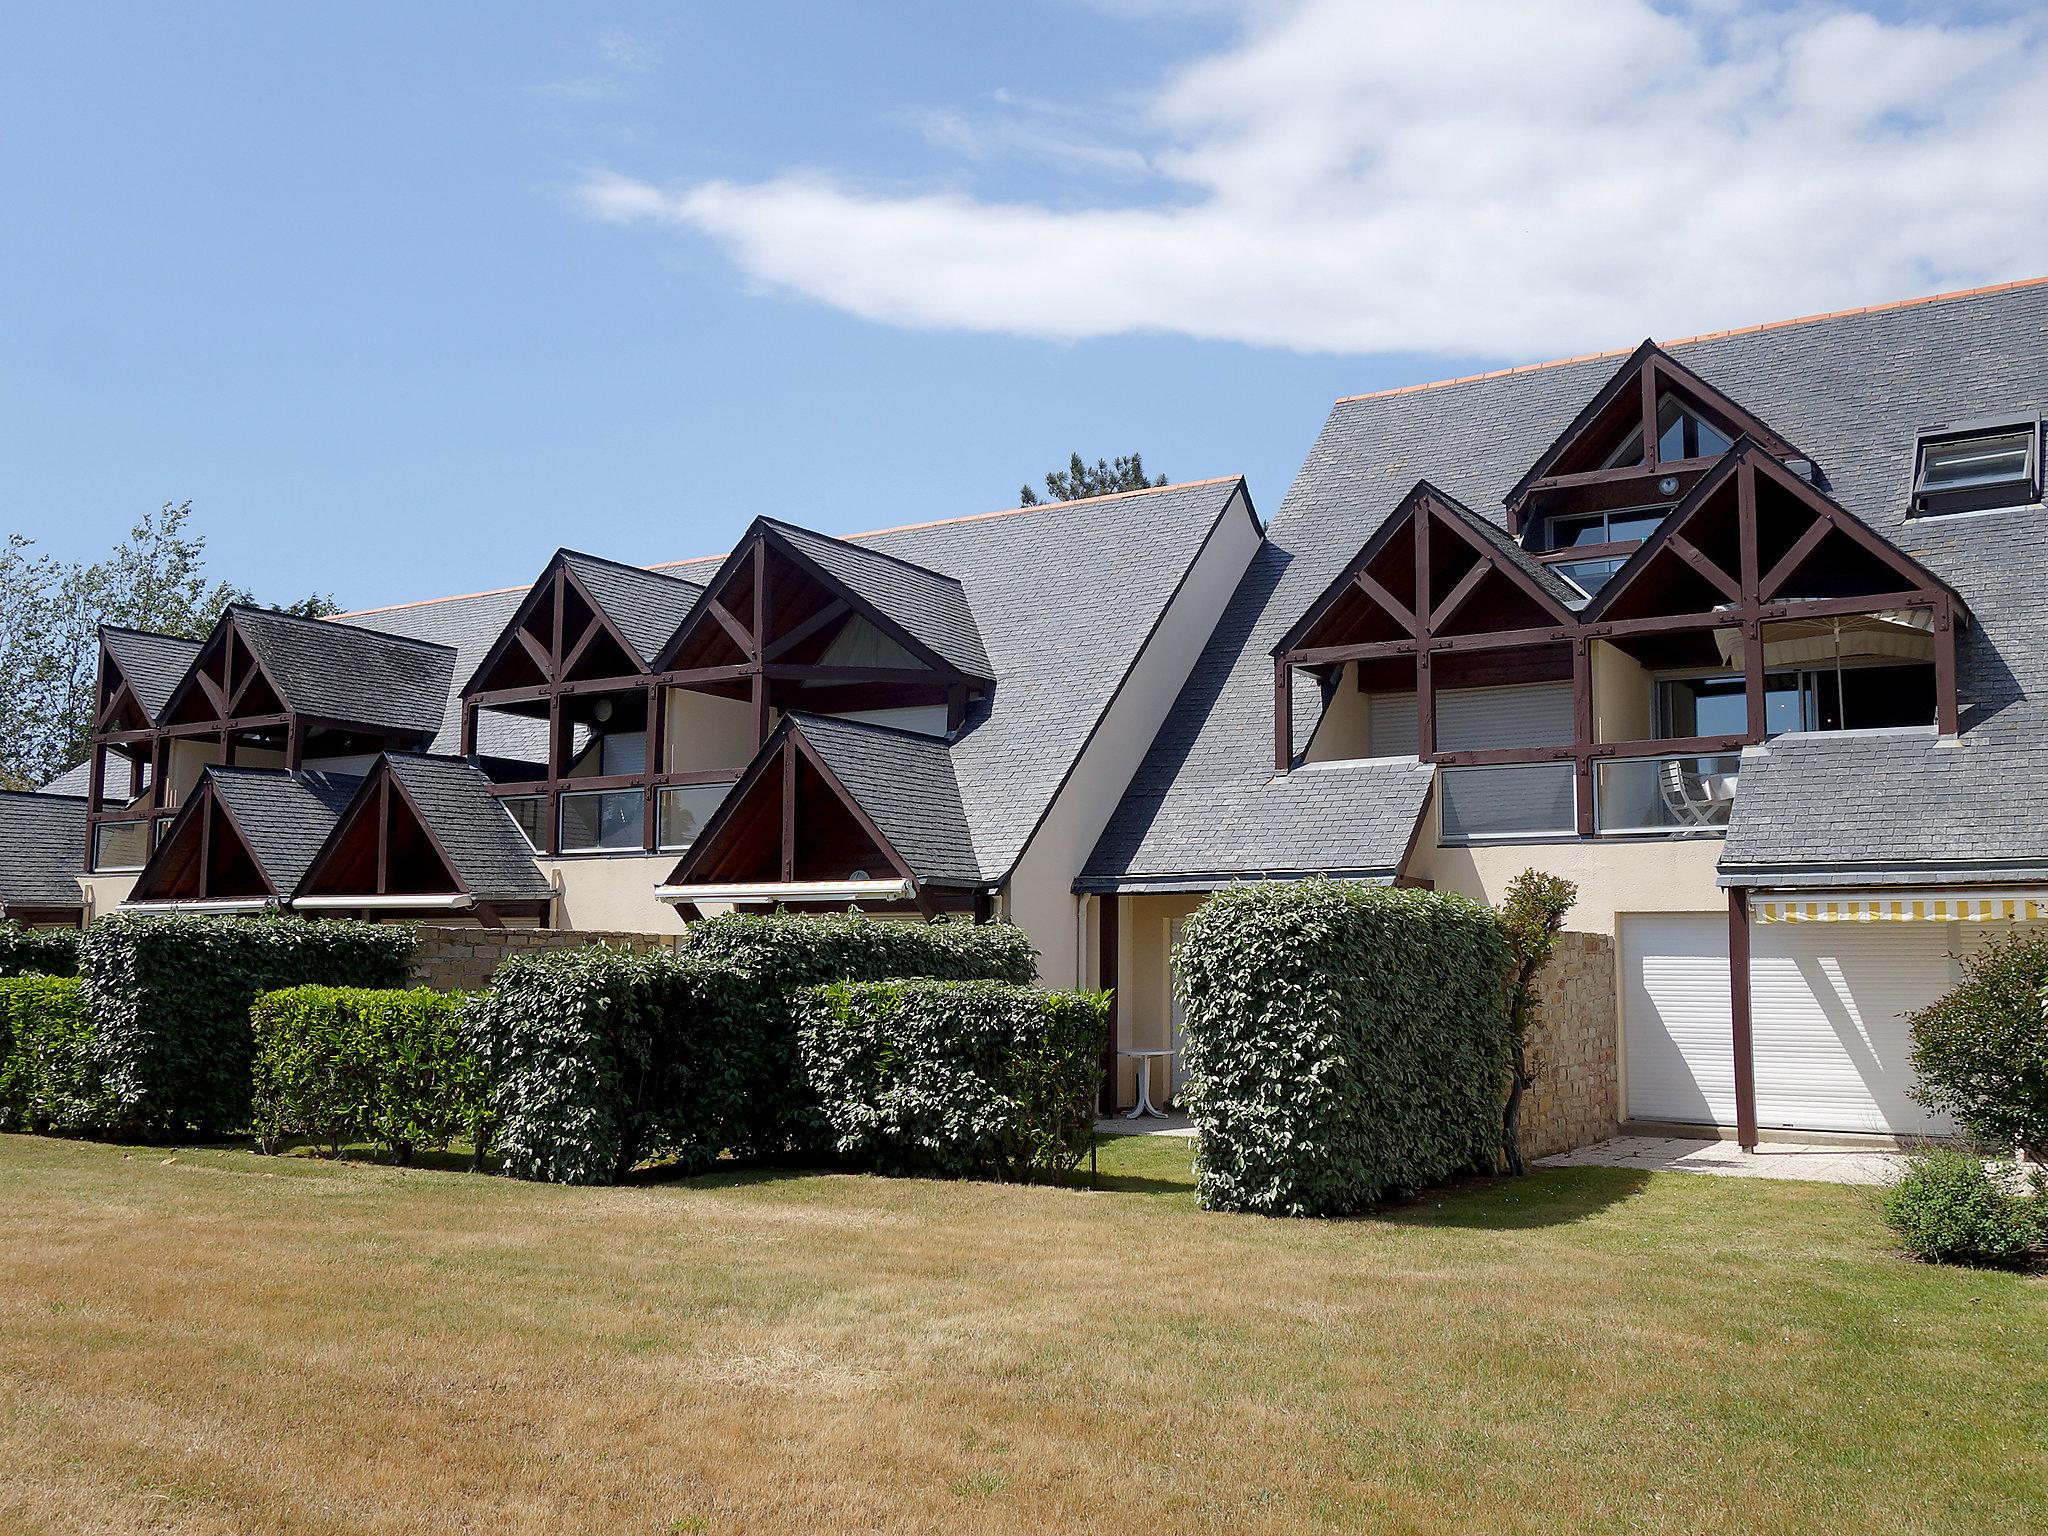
[1,1131,2043,1536]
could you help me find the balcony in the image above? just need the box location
[1596,752,1740,835]
[558,788,644,854]
[1438,762,1577,843]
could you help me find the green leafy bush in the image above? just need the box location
[0,976,115,1132]
[1881,1147,2044,1266]
[1175,880,1514,1216]
[800,980,1107,1183]
[680,912,1039,1157]
[466,916,1040,1184]
[251,986,488,1164]
[1908,932,2048,1159]
[80,913,416,1138]
[0,923,81,979]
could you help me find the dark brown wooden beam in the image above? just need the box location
[1757,515,1832,601]
[1428,558,1492,633]
[1729,888,1756,1151]
[1355,570,1418,635]
[1097,895,1119,1116]
[1665,532,1741,602]
[1274,659,1292,771]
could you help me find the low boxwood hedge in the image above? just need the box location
[0,923,81,980]
[1174,880,1514,1216]
[0,976,114,1133]
[81,913,416,1138]
[800,979,1107,1183]
[251,986,488,1164]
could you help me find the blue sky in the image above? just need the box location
[4,2,2043,611]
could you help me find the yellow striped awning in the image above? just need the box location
[1751,889,2048,924]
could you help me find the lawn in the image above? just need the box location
[1,1132,2042,1536]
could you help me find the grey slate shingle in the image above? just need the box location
[762,519,995,680]
[379,753,551,903]
[559,551,704,667]
[101,628,203,723]
[203,767,363,897]
[0,790,87,912]
[228,606,455,738]
[786,712,981,887]
[1088,281,2048,887]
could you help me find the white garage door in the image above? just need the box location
[1622,914,1960,1136]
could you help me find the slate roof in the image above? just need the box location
[379,753,551,903]
[200,767,362,897]
[332,585,544,762]
[220,606,453,738]
[763,518,995,679]
[0,790,86,913]
[102,628,203,722]
[559,551,704,667]
[786,713,981,887]
[1087,280,2048,887]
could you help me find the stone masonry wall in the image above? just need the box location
[1514,930,1620,1162]
[407,925,681,993]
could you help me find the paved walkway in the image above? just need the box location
[1537,1135,1906,1185]
[1095,1114,1197,1139]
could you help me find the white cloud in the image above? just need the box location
[572,0,2048,357]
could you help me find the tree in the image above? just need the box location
[1020,452,1166,506]
[1496,868,1578,1175]
[0,503,340,788]
[1909,931,2048,1159]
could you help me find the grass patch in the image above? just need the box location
[1,1132,2042,1534]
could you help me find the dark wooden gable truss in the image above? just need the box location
[1274,453,1964,835]
[127,774,276,905]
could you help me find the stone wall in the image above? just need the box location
[407,925,680,992]
[1514,930,1620,1162]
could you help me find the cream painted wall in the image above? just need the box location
[536,854,681,934]
[79,871,138,921]
[1108,892,1207,1107]
[1402,791,1725,934]
[166,738,222,803]
[664,688,760,775]
[1006,491,1263,989]
[1302,662,1371,762]
[1592,640,1652,744]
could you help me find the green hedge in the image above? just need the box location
[1174,880,1514,1216]
[1882,1147,2045,1266]
[80,913,416,1138]
[800,979,1107,1183]
[0,976,114,1132]
[679,912,1039,1157]
[251,986,488,1164]
[0,923,81,980]
[465,915,1040,1184]
[1908,932,2048,1160]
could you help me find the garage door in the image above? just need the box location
[1622,914,1959,1136]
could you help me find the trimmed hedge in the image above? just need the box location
[1882,1147,2045,1266]
[80,913,416,1137]
[0,923,81,979]
[466,915,1041,1184]
[0,976,114,1132]
[1174,880,1514,1216]
[679,912,1039,1157]
[800,980,1107,1183]
[1908,931,2048,1160]
[251,987,488,1164]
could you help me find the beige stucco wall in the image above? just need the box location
[664,688,761,776]
[1592,640,1652,744]
[1004,492,1262,991]
[1101,891,1207,1107]
[1302,662,1371,762]
[78,872,138,921]
[534,854,681,934]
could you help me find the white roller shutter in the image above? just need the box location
[1366,681,1573,756]
[1622,914,1736,1126]
[1750,923,1955,1136]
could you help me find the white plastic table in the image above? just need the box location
[1118,1048,1177,1119]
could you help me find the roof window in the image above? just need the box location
[1911,416,2040,516]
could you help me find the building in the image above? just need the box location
[1082,277,2048,1147]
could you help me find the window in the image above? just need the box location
[1594,395,1734,469]
[92,819,152,872]
[656,783,732,852]
[559,788,644,853]
[1543,503,1672,594]
[502,794,547,851]
[1912,418,2039,515]
[1655,663,1936,739]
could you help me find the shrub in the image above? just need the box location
[251,986,488,1164]
[80,913,416,1138]
[800,980,1107,1183]
[0,923,81,980]
[1908,932,2048,1159]
[0,976,115,1132]
[1881,1147,2044,1266]
[680,912,1039,1157]
[1174,880,1514,1216]
[465,915,1041,1184]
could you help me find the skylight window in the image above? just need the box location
[1911,417,2040,515]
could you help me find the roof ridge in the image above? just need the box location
[101,624,203,645]
[333,475,1247,619]
[233,602,458,654]
[559,547,705,587]
[784,708,956,748]
[1333,274,2048,405]
[0,787,88,803]
[759,516,968,587]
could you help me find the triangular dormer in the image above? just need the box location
[158,611,286,730]
[461,550,703,699]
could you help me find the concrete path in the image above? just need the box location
[1538,1134,1906,1186]
[1095,1114,1197,1139]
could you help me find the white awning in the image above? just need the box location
[1751,888,2048,924]
[291,893,473,911]
[121,898,277,915]
[656,878,912,906]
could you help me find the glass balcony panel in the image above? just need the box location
[657,783,732,852]
[558,788,644,853]
[1438,762,1577,842]
[1595,753,1741,834]
[501,795,547,851]
[93,819,153,872]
